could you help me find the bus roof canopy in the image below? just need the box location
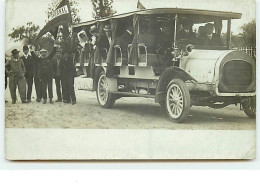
[72,8,242,28]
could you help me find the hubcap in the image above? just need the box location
[166,84,184,119]
[98,74,109,105]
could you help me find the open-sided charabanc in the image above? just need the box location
[72,8,256,122]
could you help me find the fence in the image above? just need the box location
[233,47,256,58]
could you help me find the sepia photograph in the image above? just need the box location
[4,0,256,160]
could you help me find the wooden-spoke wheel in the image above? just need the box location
[165,79,190,123]
[96,72,115,108]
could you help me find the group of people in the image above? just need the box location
[5,45,77,105]
[178,20,224,47]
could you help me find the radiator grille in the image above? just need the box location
[220,60,254,92]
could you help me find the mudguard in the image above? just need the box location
[155,66,196,103]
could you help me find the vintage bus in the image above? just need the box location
[72,8,256,122]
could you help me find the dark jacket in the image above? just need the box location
[20,55,34,78]
[52,56,62,77]
[60,57,76,78]
[5,58,26,79]
[31,48,56,79]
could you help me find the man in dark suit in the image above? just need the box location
[31,47,56,104]
[52,50,63,102]
[20,45,34,102]
[32,49,43,102]
[60,50,76,105]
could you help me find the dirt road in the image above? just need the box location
[5,77,256,130]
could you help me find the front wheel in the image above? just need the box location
[242,96,256,119]
[96,71,115,108]
[165,79,190,123]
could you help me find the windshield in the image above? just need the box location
[177,17,228,49]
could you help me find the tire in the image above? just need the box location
[96,71,115,108]
[165,79,190,123]
[242,96,256,119]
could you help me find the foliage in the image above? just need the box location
[240,19,256,47]
[8,22,54,51]
[91,0,116,19]
[8,22,40,45]
[46,0,81,24]
[224,19,256,48]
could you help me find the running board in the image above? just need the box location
[110,91,155,98]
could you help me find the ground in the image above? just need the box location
[5,77,256,130]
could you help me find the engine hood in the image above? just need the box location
[180,49,254,83]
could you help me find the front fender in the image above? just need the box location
[155,66,196,103]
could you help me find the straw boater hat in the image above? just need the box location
[89,25,97,34]
[103,24,111,32]
[40,49,48,53]
[11,49,20,56]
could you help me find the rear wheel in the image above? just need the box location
[165,79,190,123]
[96,71,115,108]
[242,96,256,119]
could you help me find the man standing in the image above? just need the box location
[5,49,28,104]
[60,50,76,105]
[31,47,56,104]
[52,50,63,102]
[20,45,34,102]
[33,49,43,102]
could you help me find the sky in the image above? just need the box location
[5,0,256,51]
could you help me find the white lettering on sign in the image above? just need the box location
[49,5,69,20]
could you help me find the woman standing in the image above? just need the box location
[60,50,77,105]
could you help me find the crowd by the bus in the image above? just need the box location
[74,18,225,69]
[5,45,77,105]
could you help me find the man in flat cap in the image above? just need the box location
[20,45,34,102]
[31,46,57,104]
[5,49,28,104]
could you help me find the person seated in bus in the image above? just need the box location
[89,25,98,50]
[196,26,207,45]
[138,24,161,54]
[115,25,134,60]
[96,24,111,60]
[103,24,112,46]
[198,23,223,47]
[157,23,173,55]
[211,20,224,46]
[158,24,175,66]
[178,19,196,45]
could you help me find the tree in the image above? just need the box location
[223,19,256,48]
[46,0,81,24]
[8,22,55,52]
[91,0,116,19]
[240,19,256,47]
[8,22,40,45]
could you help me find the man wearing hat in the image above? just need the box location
[5,49,28,104]
[60,50,76,105]
[31,46,57,104]
[52,49,63,102]
[103,24,112,46]
[89,25,98,49]
[20,45,34,102]
[33,48,43,102]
